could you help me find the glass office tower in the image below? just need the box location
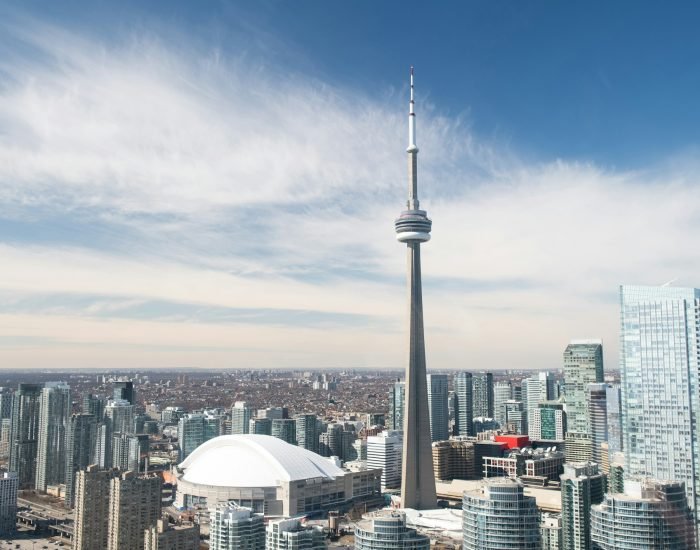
[620,285,700,536]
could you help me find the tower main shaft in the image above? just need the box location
[395,68,437,510]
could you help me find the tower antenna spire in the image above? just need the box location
[408,66,418,153]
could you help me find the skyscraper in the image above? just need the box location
[605,384,622,453]
[295,414,318,453]
[591,479,696,549]
[472,372,494,419]
[112,433,148,472]
[249,417,272,435]
[587,383,608,465]
[271,418,297,445]
[523,372,555,434]
[560,462,605,550]
[620,284,700,534]
[64,413,97,507]
[210,504,265,550]
[389,381,405,431]
[178,413,220,461]
[107,471,162,550]
[504,400,527,434]
[74,466,119,550]
[231,402,252,435]
[35,382,70,492]
[82,394,106,421]
[367,430,403,491]
[9,383,43,488]
[493,381,512,429]
[395,68,436,510]
[454,372,474,437]
[105,399,135,435]
[113,380,134,405]
[426,374,449,442]
[529,402,566,441]
[563,340,603,435]
[0,471,17,535]
[463,479,540,550]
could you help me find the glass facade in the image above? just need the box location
[354,510,429,550]
[620,285,700,532]
[455,373,474,436]
[426,374,449,442]
[463,479,540,550]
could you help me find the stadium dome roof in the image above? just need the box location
[179,434,344,488]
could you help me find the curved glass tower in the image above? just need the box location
[396,68,437,510]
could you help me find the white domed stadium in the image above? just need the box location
[174,434,381,516]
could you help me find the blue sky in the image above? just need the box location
[1,1,700,370]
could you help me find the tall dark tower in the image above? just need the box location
[395,68,437,509]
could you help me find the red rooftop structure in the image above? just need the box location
[494,434,530,450]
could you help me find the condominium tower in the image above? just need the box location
[107,472,162,550]
[354,510,429,550]
[426,374,449,442]
[73,466,119,550]
[463,479,540,550]
[591,479,696,549]
[560,462,605,550]
[472,372,494,419]
[394,68,436,509]
[563,340,604,435]
[454,372,474,436]
[9,383,43,488]
[620,284,700,534]
[209,504,265,550]
[35,382,71,491]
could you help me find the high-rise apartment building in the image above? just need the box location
[271,419,297,445]
[530,402,566,440]
[112,433,148,472]
[620,284,700,532]
[0,390,13,427]
[231,402,252,435]
[107,471,162,550]
[563,340,604,435]
[587,383,608,465]
[504,400,527,434]
[604,385,622,453]
[389,381,405,431]
[9,383,43,488]
[144,519,199,550]
[523,373,555,433]
[113,380,134,405]
[472,372,494,419]
[105,399,135,435]
[35,382,70,492]
[0,471,17,535]
[493,381,512,429]
[178,413,220,461]
[560,462,605,550]
[82,394,106,421]
[74,466,119,550]
[426,374,449,442]
[591,479,696,549]
[295,414,318,454]
[210,504,265,550]
[395,69,437,510]
[249,417,272,435]
[64,413,97,507]
[367,430,403,491]
[541,512,562,550]
[454,373,474,436]
[354,510,430,550]
[463,479,540,550]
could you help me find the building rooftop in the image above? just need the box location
[179,434,344,487]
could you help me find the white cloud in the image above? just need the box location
[1,18,699,370]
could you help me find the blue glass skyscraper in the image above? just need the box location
[620,284,700,535]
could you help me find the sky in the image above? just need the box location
[1,1,700,370]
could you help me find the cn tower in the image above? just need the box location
[395,67,437,510]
